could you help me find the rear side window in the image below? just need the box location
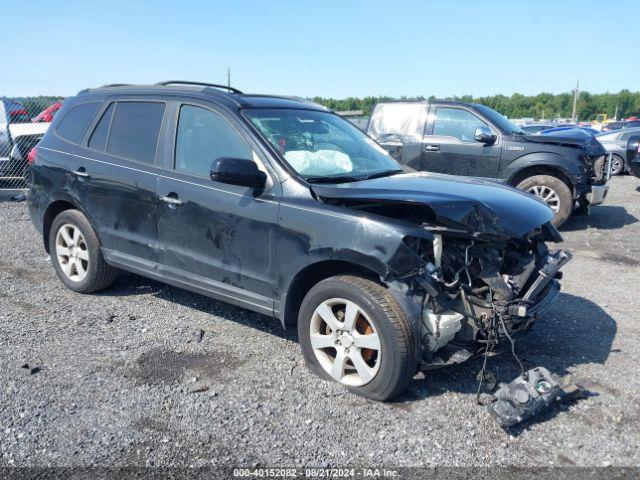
[88,102,115,151]
[56,102,101,144]
[106,102,165,164]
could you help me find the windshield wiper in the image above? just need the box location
[305,175,364,184]
[362,169,404,180]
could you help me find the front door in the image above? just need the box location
[421,106,501,179]
[156,102,279,314]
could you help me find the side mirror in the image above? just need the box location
[474,126,497,145]
[626,135,640,163]
[210,157,267,189]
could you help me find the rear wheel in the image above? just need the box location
[298,275,417,401]
[517,174,573,227]
[49,210,117,293]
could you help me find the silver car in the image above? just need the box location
[595,127,640,175]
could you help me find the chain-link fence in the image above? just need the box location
[0,97,63,190]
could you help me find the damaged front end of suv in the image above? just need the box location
[410,226,570,369]
[311,173,571,370]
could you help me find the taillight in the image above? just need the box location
[27,147,38,165]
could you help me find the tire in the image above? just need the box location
[516,174,573,227]
[610,155,625,176]
[297,275,417,401]
[49,209,117,293]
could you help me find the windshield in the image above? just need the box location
[244,108,402,182]
[474,104,525,135]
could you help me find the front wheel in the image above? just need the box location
[297,275,417,401]
[610,155,625,176]
[517,174,573,227]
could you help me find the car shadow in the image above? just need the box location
[100,276,616,430]
[392,293,616,430]
[561,205,638,231]
[97,273,297,342]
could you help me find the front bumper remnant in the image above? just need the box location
[586,184,609,206]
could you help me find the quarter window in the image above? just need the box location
[88,102,115,151]
[175,105,251,177]
[433,107,490,142]
[106,102,165,164]
[55,102,101,144]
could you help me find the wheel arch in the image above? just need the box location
[42,197,100,254]
[280,259,383,328]
[508,164,575,193]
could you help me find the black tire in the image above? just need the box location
[49,209,117,293]
[610,154,625,176]
[516,174,573,227]
[297,275,417,401]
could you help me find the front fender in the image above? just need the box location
[503,152,581,186]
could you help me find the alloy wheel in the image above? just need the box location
[528,185,561,213]
[55,223,89,282]
[309,298,382,387]
[610,156,623,175]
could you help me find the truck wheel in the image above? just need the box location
[49,210,117,293]
[610,155,624,176]
[298,275,417,401]
[517,175,573,227]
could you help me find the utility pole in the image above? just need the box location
[571,80,579,123]
[227,68,231,88]
[614,104,618,121]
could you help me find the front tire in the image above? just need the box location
[517,174,573,227]
[610,154,625,176]
[298,275,417,401]
[49,210,117,293]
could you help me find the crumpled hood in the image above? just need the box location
[311,172,554,238]
[522,133,605,155]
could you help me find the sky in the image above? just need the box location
[4,0,639,99]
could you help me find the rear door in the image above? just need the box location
[155,101,280,314]
[421,106,501,178]
[73,98,167,264]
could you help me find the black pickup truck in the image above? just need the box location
[367,101,611,226]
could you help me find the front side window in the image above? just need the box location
[175,105,252,177]
[245,109,401,182]
[106,102,165,164]
[56,102,101,144]
[433,107,490,142]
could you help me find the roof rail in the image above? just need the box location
[155,81,243,94]
[99,83,134,88]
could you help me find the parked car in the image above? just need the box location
[538,126,600,137]
[32,102,62,123]
[27,82,569,400]
[367,101,611,226]
[0,99,49,183]
[601,120,640,132]
[520,123,555,134]
[626,135,640,178]
[596,127,640,175]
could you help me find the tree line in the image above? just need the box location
[10,90,640,121]
[312,89,640,121]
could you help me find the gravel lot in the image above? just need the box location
[1,176,639,469]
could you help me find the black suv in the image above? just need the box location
[28,82,569,400]
[367,101,611,226]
